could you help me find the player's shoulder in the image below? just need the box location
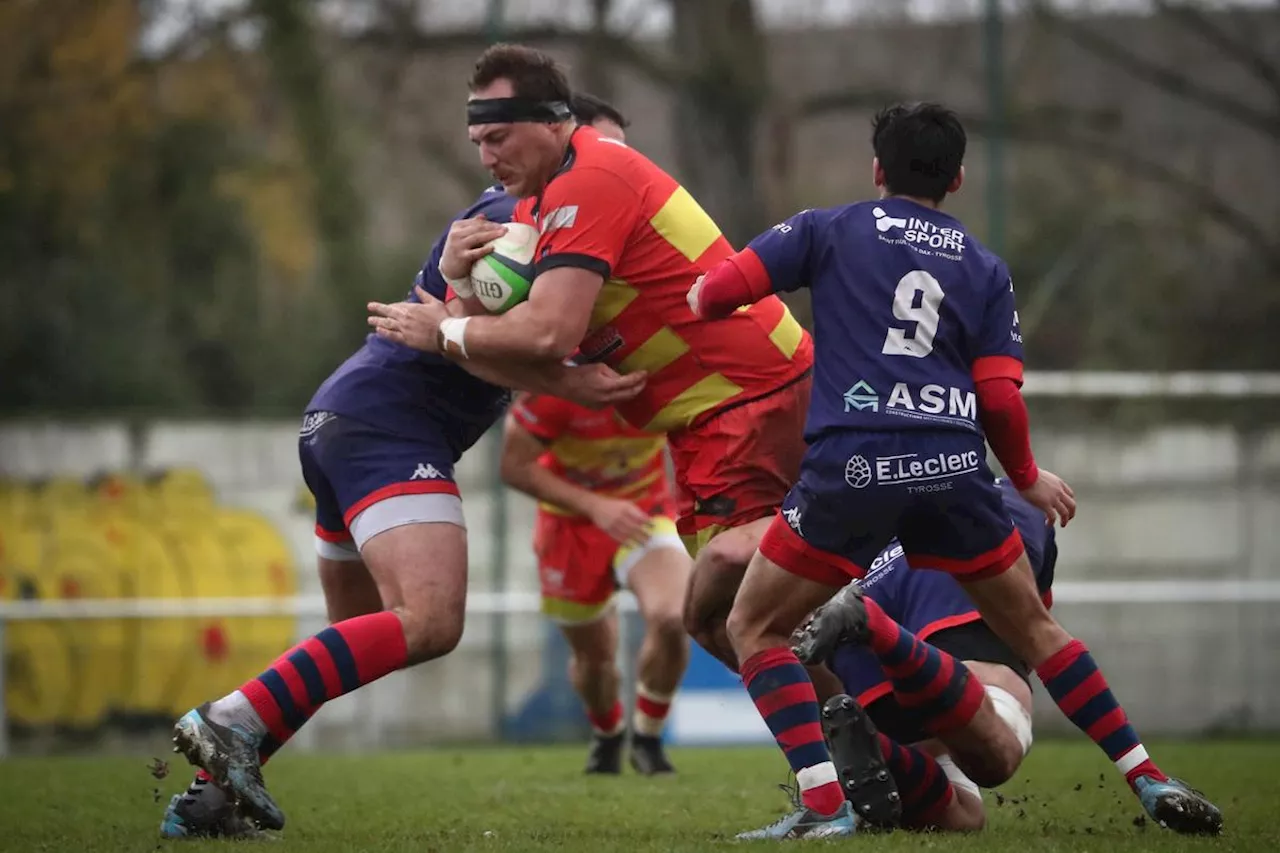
[461,184,516,222]
[555,127,659,190]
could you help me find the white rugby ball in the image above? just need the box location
[469,222,540,314]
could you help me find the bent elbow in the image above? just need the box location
[529,325,581,361]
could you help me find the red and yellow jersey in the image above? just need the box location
[513,127,813,435]
[510,393,674,518]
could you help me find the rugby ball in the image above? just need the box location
[469,222,540,314]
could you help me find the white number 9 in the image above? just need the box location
[881,271,945,358]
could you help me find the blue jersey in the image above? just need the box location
[306,187,515,460]
[745,198,1023,442]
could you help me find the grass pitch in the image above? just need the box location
[0,740,1271,852]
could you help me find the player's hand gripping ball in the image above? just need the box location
[469,222,539,314]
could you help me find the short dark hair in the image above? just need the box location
[569,92,629,129]
[469,43,572,105]
[871,103,966,203]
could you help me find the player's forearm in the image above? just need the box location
[445,305,579,362]
[976,377,1040,490]
[697,249,777,319]
[456,354,570,394]
[500,461,602,518]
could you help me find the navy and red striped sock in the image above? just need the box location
[1036,638,1166,790]
[864,598,985,735]
[236,611,408,751]
[742,647,844,816]
[876,733,954,827]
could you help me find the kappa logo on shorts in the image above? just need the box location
[411,463,445,480]
[845,455,874,489]
[782,506,803,535]
[299,411,336,439]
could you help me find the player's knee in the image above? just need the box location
[724,598,762,651]
[962,751,1021,789]
[571,648,619,683]
[399,605,465,665]
[648,608,688,651]
[684,543,745,636]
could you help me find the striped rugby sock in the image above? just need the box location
[227,611,408,754]
[742,647,844,816]
[864,597,985,735]
[1036,638,1167,790]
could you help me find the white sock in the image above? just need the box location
[206,690,267,738]
[632,684,675,737]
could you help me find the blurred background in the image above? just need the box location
[0,0,1277,758]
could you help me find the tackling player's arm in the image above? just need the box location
[689,208,825,319]
[438,167,636,361]
[430,246,644,406]
[500,398,652,545]
[972,267,1075,524]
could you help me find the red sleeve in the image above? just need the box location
[975,377,1039,491]
[510,393,573,443]
[972,355,1024,386]
[697,249,777,319]
[529,165,639,281]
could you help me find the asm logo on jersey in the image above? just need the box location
[885,383,977,427]
[843,381,977,428]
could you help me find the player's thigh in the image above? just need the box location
[682,516,770,630]
[618,516,691,628]
[966,660,1033,716]
[302,414,470,657]
[957,561,1070,668]
[536,514,619,627]
[669,377,810,560]
[317,557,384,622]
[726,550,844,653]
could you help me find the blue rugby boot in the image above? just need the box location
[736,799,857,840]
[1135,775,1223,835]
[172,702,285,831]
[159,776,271,840]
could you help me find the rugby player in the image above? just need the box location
[501,393,689,774]
[366,44,813,677]
[689,102,1222,838]
[161,96,641,837]
[800,478,1051,832]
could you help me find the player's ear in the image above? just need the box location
[948,165,964,195]
[872,157,886,191]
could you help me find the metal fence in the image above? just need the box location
[1,372,1279,757]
